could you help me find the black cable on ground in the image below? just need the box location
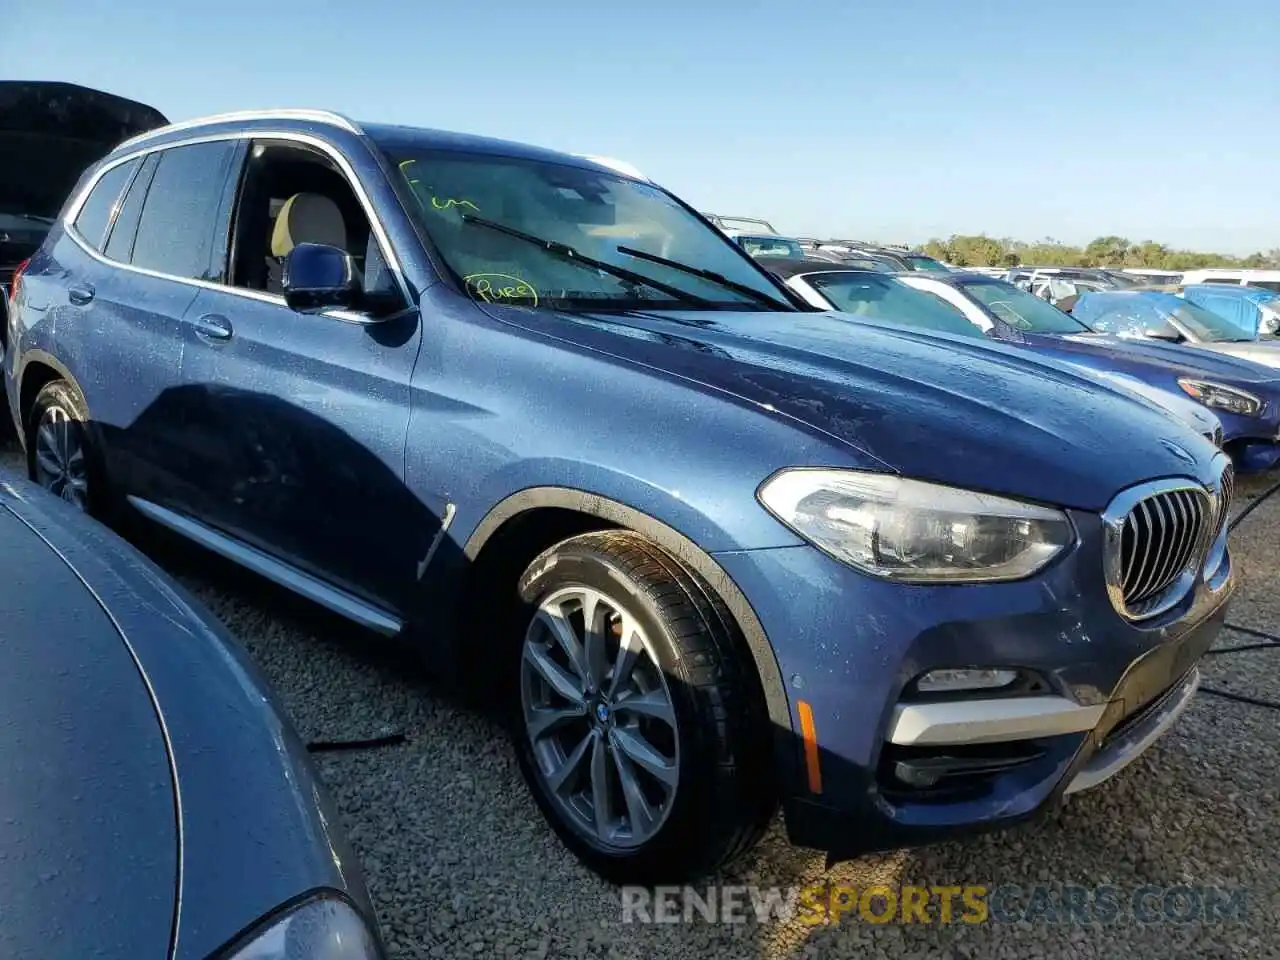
[306,732,407,753]
[1206,642,1280,656]
[1220,622,1280,644]
[1198,687,1280,711]
[1228,475,1280,531]
[1191,480,1280,711]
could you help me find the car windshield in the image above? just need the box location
[1168,300,1250,342]
[1103,272,1144,288]
[960,279,1089,333]
[903,255,950,274]
[385,148,791,311]
[808,273,985,338]
[738,235,804,259]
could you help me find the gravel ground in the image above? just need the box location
[3,440,1277,959]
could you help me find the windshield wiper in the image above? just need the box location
[459,215,713,308]
[616,245,796,311]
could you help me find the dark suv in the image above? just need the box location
[5,110,1235,883]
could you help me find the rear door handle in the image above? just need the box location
[192,313,234,342]
[67,282,95,305]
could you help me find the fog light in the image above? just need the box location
[916,668,1017,694]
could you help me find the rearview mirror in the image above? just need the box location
[283,243,360,313]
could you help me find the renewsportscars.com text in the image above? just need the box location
[620,884,1248,926]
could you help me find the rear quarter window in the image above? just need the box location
[104,153,160,263]
[71,159,140,251]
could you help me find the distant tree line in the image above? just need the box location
[917,234,1280,271]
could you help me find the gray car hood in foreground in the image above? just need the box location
[0,475,371,959]
[0,488,176,959]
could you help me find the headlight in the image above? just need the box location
[224,895,382,959]
[757,469,1073,582]
[1177,378,1263,417]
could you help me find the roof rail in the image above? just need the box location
[115,108,361,151]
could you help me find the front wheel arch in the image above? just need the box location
[461,486,796,788]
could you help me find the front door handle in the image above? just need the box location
[67,282,95,305]
[192,313,234,342]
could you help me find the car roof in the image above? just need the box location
[359,121,624,172]
[1182,283,1278,299]
[111,110,637,179]
[910,271,996,287]
[762,259,894,280]
[1077,290,1185,309]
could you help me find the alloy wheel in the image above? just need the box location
[33,406,88,510]
[520,585,679,850]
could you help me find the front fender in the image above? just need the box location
[458,483,799,798]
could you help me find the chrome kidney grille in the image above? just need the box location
[1104,458,1233,621]
[1217,462,1235,534]
[1119,489,1208,610]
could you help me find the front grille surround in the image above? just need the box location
[1102,455,1233,622]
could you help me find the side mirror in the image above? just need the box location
[282,242,360,313]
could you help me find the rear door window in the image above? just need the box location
[130,141,237,281]
[71,159,140,251]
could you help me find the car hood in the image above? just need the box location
[1022,331,1280,385]
[1058,364,1221,437]
[0,82,167,219]
[0,475,372,960]
[0,490,177,959]
[1191,339,1280,369]
[498,306,1223,510]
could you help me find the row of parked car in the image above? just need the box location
[702,220,1280,474]
[0,81,1266,951]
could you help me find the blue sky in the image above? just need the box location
[8,0,1278,253]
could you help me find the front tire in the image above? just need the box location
[512,530,775,885]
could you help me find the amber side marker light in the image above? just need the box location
[797,700,822,794]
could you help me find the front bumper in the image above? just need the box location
[712,506,1233,858]
[1227,436,1280,473]
[1064,666,1200,795]
[1218,409,1280,472]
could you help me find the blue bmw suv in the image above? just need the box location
[4,110,1235,884]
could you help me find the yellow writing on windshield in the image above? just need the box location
[396,160,478,213]
[398,159,421,187]
[465,274,538,306]
[431,196,480,213]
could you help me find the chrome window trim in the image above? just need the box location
[1100,454,1231,622]
[114,109,361,153]
[62,128,410,326]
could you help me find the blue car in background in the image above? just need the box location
[1180,284,1280,338]
[895,273,1280,472]
[764,260,1225,446]
[5,109,1238,882]
[1073,290,1280,374]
